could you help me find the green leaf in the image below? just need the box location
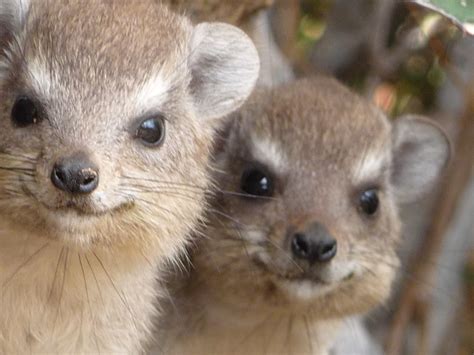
[408,0,474,35]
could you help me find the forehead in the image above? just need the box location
[238,78,391,180]
[22,0,189,98]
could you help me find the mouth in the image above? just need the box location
[252,255,357,287]
[34,200,135,239]
[21,189,132,221]
[40,199,134,218]
[19,179,134,218]
[252,257,329,285]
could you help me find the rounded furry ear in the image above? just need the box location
[189,22,260,121]
[391,115,451,203]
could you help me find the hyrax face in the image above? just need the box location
[0,0,259,253]
[196,77,450,318]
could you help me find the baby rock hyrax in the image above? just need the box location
[0,0,259,353]
[156,77,450,355]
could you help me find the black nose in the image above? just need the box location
[51,153,99,194]
[290,222,337,264]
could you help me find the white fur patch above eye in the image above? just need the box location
[27,59,52,97]
[353,151,388,184]
[1,0,30,26]
[250,135,287,173]
[0,59,10,82]
[135,71,171,111]
[16,0,30,23]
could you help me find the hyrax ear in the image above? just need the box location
[391,115,451,203]
[189,22,260,121]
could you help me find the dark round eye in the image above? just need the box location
[11,96,40,127]
[136,116,166,146]
[359,189,379,215]
[240,168,274,197]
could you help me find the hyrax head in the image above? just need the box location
[0,0,259,253]
[197,77,450,318]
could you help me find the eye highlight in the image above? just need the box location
[135,115,166,146]
[359,189,379,215]
[240,167,274,198]
[11,96,40,127]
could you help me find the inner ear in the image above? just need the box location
[189,22,259,122]
[391,115,451,204]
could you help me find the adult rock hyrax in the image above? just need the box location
[156,77,450,355]
[0,0,259,353]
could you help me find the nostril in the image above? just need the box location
[291,233,310,259]
[80,169,97,185]
[54,169,66,183]
[51,165,68,190]
[322,243,335,255]
[77,168,99,193]
[317,239,337,262]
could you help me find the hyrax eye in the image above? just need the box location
[11,96,41,127]
[135,116,166,146]
[240,168,274,197]
[359,189,379,215]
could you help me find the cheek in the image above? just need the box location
[362,253,398,299]
[330,251,399,315]
[0,124,43,153]
[350,237,399,291]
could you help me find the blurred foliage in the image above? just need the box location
[409,0,474,35]
[297,0,331,52]
[295,0,464,117]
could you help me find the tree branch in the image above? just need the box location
[386,71,474,354]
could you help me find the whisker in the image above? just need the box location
[216,189,279,201]
[1,243,50,292]
[52,249,69,335]
[116,192,187,224]
[120,188,203,204]
[78,254,92,317]
[92,252,141,336]
[357,253,459,299]
[84,254,105,307]
[47,247,65,305]
[205,217,304,273]
[121,176,208,190]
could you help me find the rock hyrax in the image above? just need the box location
[0,0,259,352]
[156,77,450,355]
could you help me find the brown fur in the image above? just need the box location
[0,0,259,352]
[155,77,450,354]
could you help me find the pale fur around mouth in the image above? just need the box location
[276,270,358,301]
[252,253,357,295]
[40,199,134,218]
[19,178,134,218]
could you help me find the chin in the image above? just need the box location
[270,267,394,319]
[33,210,105,247]
[277,278,340,302]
